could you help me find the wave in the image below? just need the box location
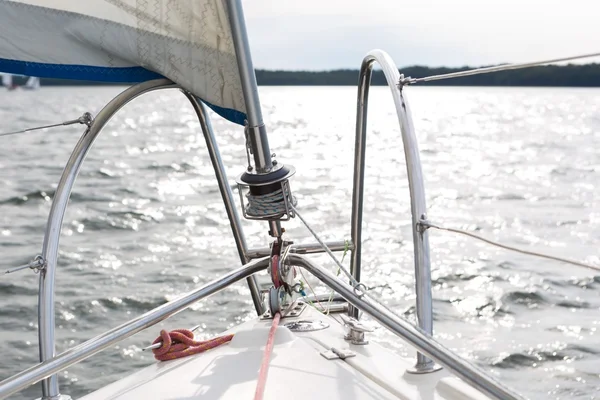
[492,343,599,369]
[77,211,161,231]
[0,189,104,205]
[432,272,503,285]
[492,351,563,369]
[502,289,593,310]
[501,290,549,308]
[146,162,198,172]
[0,282,38,296]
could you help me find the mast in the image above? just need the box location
[224,0,273,173]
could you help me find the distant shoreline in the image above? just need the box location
[7,63,600,87]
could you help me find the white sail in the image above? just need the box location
[1,73,12,88]
[0,1,246,124]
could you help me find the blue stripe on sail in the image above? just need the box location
[202,102,247,128]
[0,58,161,82]
[0,58,247,125]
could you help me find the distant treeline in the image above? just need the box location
[13,63,600,87]
[256,64,600,87]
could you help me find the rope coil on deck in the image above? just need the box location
[151,329,233,361]
[150,315,280,399]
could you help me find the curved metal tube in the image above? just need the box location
[349,49,435,372]
[38,79,263,398]
[38,78,176,398]
[290,255,524,400]
[0,257,269,399]
[182,92,264,315]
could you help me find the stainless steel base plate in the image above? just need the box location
[284,319,330,332]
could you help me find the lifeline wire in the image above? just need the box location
[290,204,417,319]
[289,204,358,286]
[289,205,403,319]
[290,203,600,326]
[421,221,600,273]
[406,51,600,85]
[0,112,92,137]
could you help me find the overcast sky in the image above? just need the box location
[242,0,600,70]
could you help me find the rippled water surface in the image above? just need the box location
[0,86,598,400]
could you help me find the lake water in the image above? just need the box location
[0,86,598,399]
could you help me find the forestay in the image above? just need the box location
[0,0,247,124]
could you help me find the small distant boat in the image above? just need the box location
[0,73,40,90]
[22,76,40,90]
[1,73,17,91]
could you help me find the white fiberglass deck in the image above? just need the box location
[81,306,490,400]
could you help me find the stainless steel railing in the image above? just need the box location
[35,79,265,399]
[0,254,523,400]
[350,49,435,373]
[246,240,352,259]
[182,91,264,315]
[292,255,523,400]
[0,257,269,399]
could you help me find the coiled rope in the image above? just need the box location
[246,187,297,217]
[150,316,281,400]
[151,329,233,361]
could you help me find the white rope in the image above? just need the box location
[405,51,600,85]
[422,221,600,272]
[246,188,296,217]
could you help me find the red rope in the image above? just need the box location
[151,329,233,361]
[254,312,281,400]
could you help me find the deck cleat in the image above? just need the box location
[341,314,375,345]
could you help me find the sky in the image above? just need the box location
[242,0,600,70]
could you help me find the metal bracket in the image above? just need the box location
[407,359,443,375]
[260,300,307,320]
[320,347,356,360]
[5,255,46,275]
[417,213,431,234]
[243,121,254,171]
[397,73,415,89]
[78,112,93,127]
[35,395,72,400]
